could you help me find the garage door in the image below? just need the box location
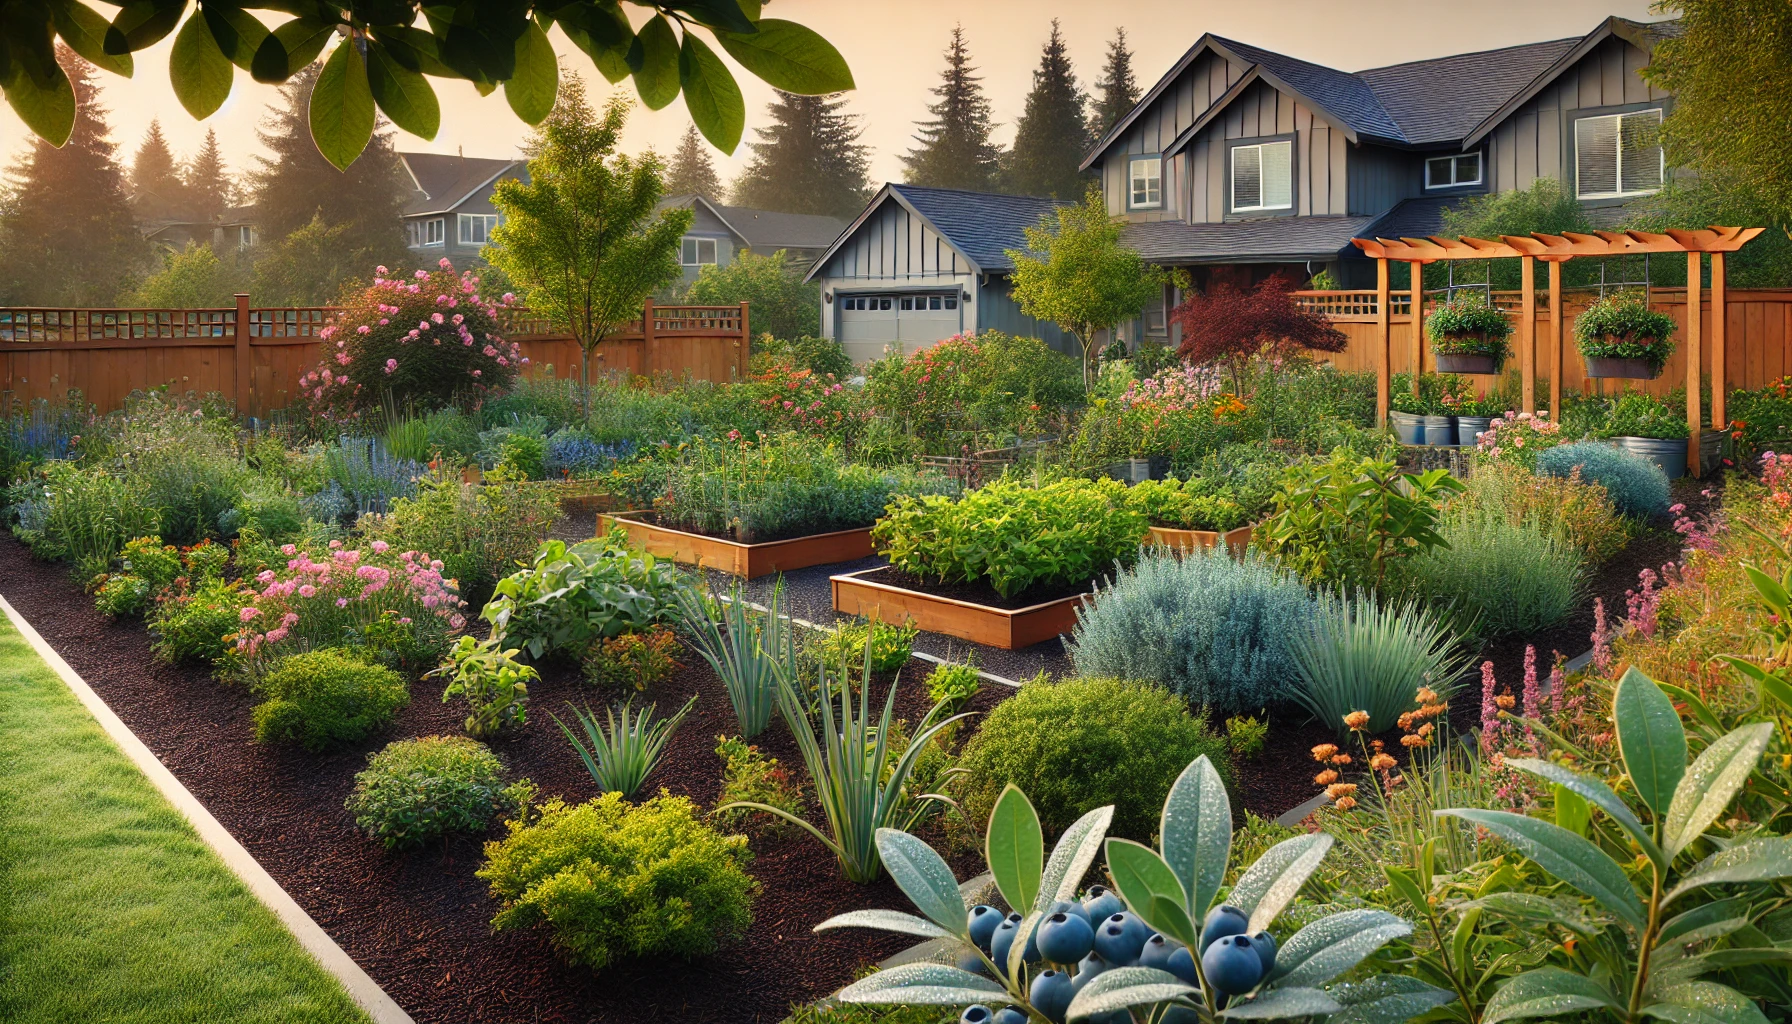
[838,293,964,361]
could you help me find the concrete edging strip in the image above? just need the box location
[0,594,414,1024]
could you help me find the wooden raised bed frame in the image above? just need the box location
[1146,523,1255,556]
[600,513,874,579]
[830,566,1090,650]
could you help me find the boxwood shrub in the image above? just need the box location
[250,649,410,751]
[345,736,534,850]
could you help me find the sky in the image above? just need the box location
[0,0,1666,190]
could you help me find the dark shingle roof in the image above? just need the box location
[1356,196,1456,245]
[1215,37,1403,143]
[889,184,1067,272]
[711,203,847,251]
[1122,216,1377,264]
[399,153,521,216]
[1357,39,1580,145]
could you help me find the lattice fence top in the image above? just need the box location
[0,308,236,343]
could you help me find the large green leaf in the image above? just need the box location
[679,32,743,154]
[169,14,233,120]
[1614,666,1687,819]
[503,19,556,125]
[875,828,966,938]
[3,54,75,147]
[631,14,680,109]
[1696,947,1792,970]
[1106,838,1196,946]
[1269,909,1411,989]
[1159,754,1232,917]
[1482,968,1622,1024]
[1230,833,1332,933]
[50,0,132,75]
[1221,987,1342,1019]
[104,0,183,55]
[1036,804,1113,914]
[1326,976,1460,1024]
[714,18,853,94]
[367,40,440,139]
[1666,837,1792,905]
[1064,967,1195,1021]
[1657,897,1749,946]
[1641,981,1773,1024]
[1436,808,1646,932]
[812,908,953,940]
[836,963,1013,1006]
[557,3,633,83]
[308,39,375,171]
[1663,723,1773,858]
[199,5,269,72]
[251,17,335,83]
[1505,757,1663,870]
[1461,892,1604,936]
[986,785,1042,919]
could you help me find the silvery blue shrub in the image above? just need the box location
[1535,441,1670,518]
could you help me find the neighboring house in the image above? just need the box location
[1079,15,1678,343]
[654,194,847,283]
[398,152,526,266]
[138,203,260,264]
[804,183,1074,363]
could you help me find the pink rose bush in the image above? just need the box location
[1473,410,1564,470]
[299,260,528,422]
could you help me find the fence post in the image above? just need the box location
[234,293,251,417]
[738,300,750,380]
[642,297,655,377]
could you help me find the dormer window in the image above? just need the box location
[1128,156,1162,209]
[1231,140,1293,212]
[1425,152,1482,189]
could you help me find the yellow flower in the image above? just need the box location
[1495,693,1516,710]
[1344,710,1371,731]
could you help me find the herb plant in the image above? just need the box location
[582,625,681,692]
[1598,390,1692,440]
[345,736,534,850]
[1427,292,1514,361]
[434,635,536,739]
[1575,296,1679,373]
[251,650,410,752]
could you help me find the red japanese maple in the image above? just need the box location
[1170,273,1347,390]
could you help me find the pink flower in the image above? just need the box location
[438,257,452,269]
[356,325,370,335]
[379,318,389,325]
[239,606,260,622]
[376,266,389,275]
[335,352,351,365]
[502,292,515,303]
[471,369,481,377]
[414,270,428,279]
[431,312,444,325]
[298,584,317,598]
[281,612,299,627]
[336,598,349,608]
[385,358,398,374]
[372,540,389,553]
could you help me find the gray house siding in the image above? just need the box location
[1100,50,1248,221]
[977,278,1074,356]
[1345,144,1423,217]
[403,169,520,267]
[676,203,739,283]
[813,200,977,282]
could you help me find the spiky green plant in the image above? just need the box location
[552,695,696,799]
[1290,591,1472,735]
[675,581,798,739]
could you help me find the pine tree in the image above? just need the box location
[1091,28,1141,139]
[131,119,184,220]
[731,92,872,220]
[0,46,148,305]
[664,124,723,198]
[183,128,234,226]
[902,25,1003,192]
[1004,20,1092,199]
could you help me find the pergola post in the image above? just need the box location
[1519,256,1536,415]
[1409,261,1423,397]
[1712,251,1727,439]
[1686,251,1703,475]
[1548,259,1563,419]
[1375,257,1390,427]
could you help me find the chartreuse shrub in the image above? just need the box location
[485,534,687,661]
[712,734,808,836]
[1255,452,1461,590]
[1069,549,1313,715]
[478,792,759,971]
[1450,462,1630,564]
[1395,510,1585,639]
[956,676,1228,841]
[251,650,409,751]
[874,477,1146,599]
[345,736,535,850]
[809,616,918,674]
[813,756,1442,1024]
[1536,442,1672,518]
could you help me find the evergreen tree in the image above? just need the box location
[183,128,234,226]
[1091,28,1141,139]
[1004,20,1092,199]
[664,124,723,198]
[731,92,872,220]
[0,47,148,305]
[131,119,184,220]
[902,25,1002,192]
[248,63,408,259]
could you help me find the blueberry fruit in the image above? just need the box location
[1081,885,1125,923]
[1023,918,1042,964]
[1037,911,1096,964]
[1165,944,1199,985]
[1137,933,1181,971]
[1202,934,1264,995]
[960,1006,993,1024]
[968,905,1002,952]
[1070,951,1110,992]
[1029,969,1075,1024]
[990,913,1023,970]
[1093,912,1150,965]
[991,1008,1029,1024]
[1047,899,1090,925]
[1247,930,1277,976]
[1200,904,1249,952]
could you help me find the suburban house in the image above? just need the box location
[655,194,848,284]
[804,183,1074,363]
[1081,15,1678,345]
[398,152,525,265]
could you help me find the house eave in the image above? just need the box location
[801,185,986,284]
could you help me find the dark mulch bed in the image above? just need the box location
[0,533,1010,1024]
[859,565,1094,611]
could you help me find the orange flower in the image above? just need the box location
[1416,686,1439,705]
[1343,710,1371,731]
[1333,796,1358,811]
[1311,744,1339,762]
[1315,769,1339,786]
[1401,733,1430,748]
[1326,783,1358,800]
[1370,753,1396,771]
[1330,753,1352,765]
[1495,693,1516,710]
[1397,712,1415,731]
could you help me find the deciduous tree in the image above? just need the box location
[731,91,872,219]
[486,76,692,417]
[1004,20,1091,199]
[1090,28,1141,139]
[685,249,819,341]
[1170,273,1346,393]
[902,25,1002,192]
[664,124,724,198]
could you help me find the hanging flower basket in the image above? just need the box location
[1576,296,1677,380]
[1426,294,1511,375]
[1583,354,1663,380]
[1434,351,1500,375]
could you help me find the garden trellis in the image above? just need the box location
[1353,226,1764,470]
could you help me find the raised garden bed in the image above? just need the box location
[830,564,1090,650]
[1146,523,1256,556]
[600,512,874,579]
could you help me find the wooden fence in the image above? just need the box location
[1293,287,1792,402]
[0,297,750,417]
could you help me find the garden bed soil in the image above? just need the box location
[0,534,1009,1024]
[832,566,1092,651]
[604,512,876,579]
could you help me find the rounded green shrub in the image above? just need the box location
[478,792,759,971]
[956,676,1229,841]
[1535,442,1671,518]
[94,574,154,618]
[1395,511,1585,638]
[148,578,252,666]
[345,736,534,849]
[251,649,410,751]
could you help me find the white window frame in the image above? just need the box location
[411,217,444,247]
[1128,155,1163,210]
[1574,108,1665,200]
[235,225,256,249]
[680,236,717,266]
[1230,139,1294,213]
[458,213,497,245]
[1424,152,1483,189]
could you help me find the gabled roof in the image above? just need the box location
[805,184,1067,281]
[1122,215,1378,265]
[656,193,847,252]
[1357,38,1580,146]
[1461,17,1681,147]
[1216,37,1403,143]
[398,152,523,217]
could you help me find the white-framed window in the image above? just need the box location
[898,295,952,311]
[1575,108,1664,199]
[680,236,717,266]
[459,213,497,245]
[234,225,256,249]
[1231,140,1293,212]
[1425,152,1483,189]
[408,217,444,247]
[1128,155,1162,209]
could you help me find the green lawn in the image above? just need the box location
[0,615,371,1024]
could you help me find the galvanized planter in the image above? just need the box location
[1456,416,1493,448]
[1421,415,1457,447]
[1583,355,1663,380]
[1613,436,1688,479]
[1434,353,1500,375]
[1389,411,1424,446]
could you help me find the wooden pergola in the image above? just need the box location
[1352,226,1764,472]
